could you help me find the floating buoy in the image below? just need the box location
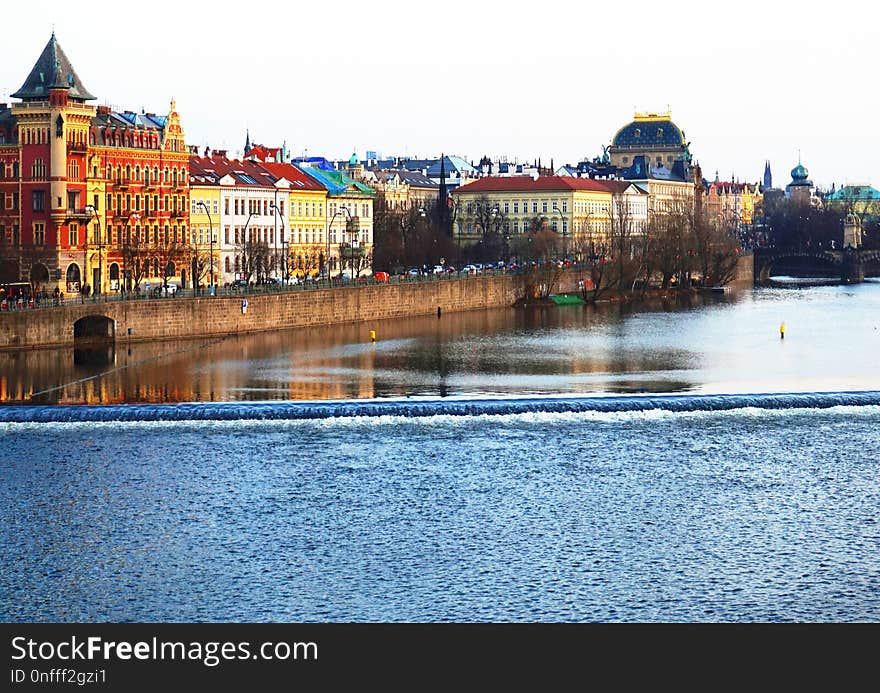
[370,330,376,342]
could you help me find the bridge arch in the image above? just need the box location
[755,251,840,283]
[73,315,116,344]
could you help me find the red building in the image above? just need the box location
[0,33,189,296]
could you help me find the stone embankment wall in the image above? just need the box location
[733,252,755,287]
[1,271,583,350]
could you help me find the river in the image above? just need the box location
[1,283,878,622]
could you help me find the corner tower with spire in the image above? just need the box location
[0,33,190,293]
[7,32,97,289]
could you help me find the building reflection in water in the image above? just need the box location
[0,294,716,405]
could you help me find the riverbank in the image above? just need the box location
[0,270,586,351]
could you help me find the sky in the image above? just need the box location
[2,0,877,189]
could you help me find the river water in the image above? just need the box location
[1,283,879,622]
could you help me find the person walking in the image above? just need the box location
[780,322,785,340]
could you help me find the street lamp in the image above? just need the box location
[194,200,214,290]
[270,201,285,283]
[84,205,104,298]
[122,212,140,293]
[552,204,567,260]
[326,204,354,284]
[242,210,256,282]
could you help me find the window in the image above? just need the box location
[224,199,230,215]
[513,202,519,214]
[225,227,230,244]
[68,224,78,247]
[532,202,538,214]
[32,159,46,180]
[34,223,45,246]
[542,202,548,213]
[67,191,80,211]
[504,202,509,213]
[32,190,45,211]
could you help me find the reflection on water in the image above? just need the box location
[3,282,880,404]
[73,344,116,368]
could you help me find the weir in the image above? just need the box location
[3,390,880,423]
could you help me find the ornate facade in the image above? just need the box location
[0,34,189,295]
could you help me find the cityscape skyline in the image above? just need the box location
[2,1,877,189]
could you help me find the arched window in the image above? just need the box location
[135,166,140,181]
[125,165,131,181]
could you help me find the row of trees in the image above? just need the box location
[371,192,742,296]
[758,197,880,251]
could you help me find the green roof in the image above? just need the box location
[301,166,376,198]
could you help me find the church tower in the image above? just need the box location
[763,160,772,190]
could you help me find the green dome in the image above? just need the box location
[790,162,809,182]
[349,152,360,166]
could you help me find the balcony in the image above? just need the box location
[65,208,93,221]
[67,141,87,154]
[113,178,129,189]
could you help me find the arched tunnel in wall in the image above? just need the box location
[73,315,116,366]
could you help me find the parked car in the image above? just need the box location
[373,271,390,283]
[407,268,421,277]
[460,264,477,274]
[231,279,249,288]
[160,283,179,296]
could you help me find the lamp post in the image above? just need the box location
[326,205,354,284]
[194,200,214,291]
[552,204,567,261]
[242,210,256,282]
[122,212,140,294]
[270,201,285,283]
[85,205,103,297]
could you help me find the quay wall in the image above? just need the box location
[0,271,583,350]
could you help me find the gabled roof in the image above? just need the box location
[189,155,277,189]
[300,166,376,197]
[12,33,95,101]
[255,162,327,192]
[453,175,620,194]
[396,170,439,188]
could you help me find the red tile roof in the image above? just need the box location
[454,175,622,194]
[256,162,327,192]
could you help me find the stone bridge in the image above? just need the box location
[754,248,880,284]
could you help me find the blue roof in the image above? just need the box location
[612,117,685,149]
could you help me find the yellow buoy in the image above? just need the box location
[370,330,376,342]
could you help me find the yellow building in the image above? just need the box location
[257,162,330,276]
[452,176,649,254]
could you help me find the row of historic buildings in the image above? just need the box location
[2,34,873,292]
[0,34,383,293]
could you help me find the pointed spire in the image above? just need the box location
[439,154,450,235]
[12,33,95,101]
[244,130,251,154]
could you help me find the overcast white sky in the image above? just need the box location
[3,1,876,188]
